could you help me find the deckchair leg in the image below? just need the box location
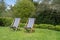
[30,28,35,32]
[25,27,35,33]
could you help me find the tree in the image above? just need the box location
[11,0,35,18]
[0,0,5,16]
[35,0,60,25]
[52,0,60,4]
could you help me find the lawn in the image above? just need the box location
[0,27,60,40]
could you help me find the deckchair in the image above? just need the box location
[25,18,35,32]
[11,18,20,30]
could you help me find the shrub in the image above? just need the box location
[39,24,49,29]
[34,24,60,31]
[55,25,60,31]
[34,24,55,29]
[19,23,25,27]
[34,24,39,28]
[0,17,13,26]
[20,18,28,23]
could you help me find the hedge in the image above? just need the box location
[0,17,13,26]
[34,24,60,31]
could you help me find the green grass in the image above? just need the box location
[0,27,60,40]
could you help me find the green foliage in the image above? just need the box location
[19,23,25,28]
[32,0,60,25]
[11,0,36,18]
[53,0,60,4]
[34,24,60,31]
[0,0,5,16]
[55,25,60,31]
[20,18,28,23]
[35,3,60,25]
[34,24,54,28]
[0,17,13,26]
